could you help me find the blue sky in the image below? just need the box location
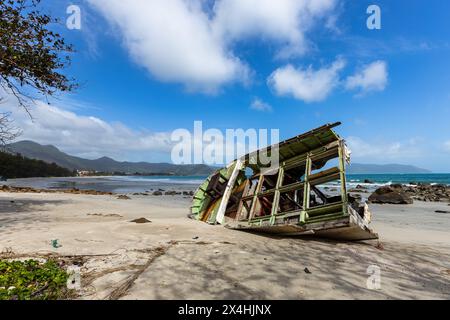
[6,0,450,171]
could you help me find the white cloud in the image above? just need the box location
[88,0,248,93]
[345,60,388,94]
[3,98,173,161]
[444,141,450,152]
[250,98,272,112]
[346,136,423,161]
[88,0,338,92]
[212,0,337,58]
[267,58,345,102]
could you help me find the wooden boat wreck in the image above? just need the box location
[191,122,378,241]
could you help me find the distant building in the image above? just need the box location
[77,170,96,177]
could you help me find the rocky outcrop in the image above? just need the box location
[368,186,413,204]
[165,191,182,196]
[403,184,450,202]
[0,185,113,195]
[368,183,450,204]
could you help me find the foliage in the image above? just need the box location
[0,150,75,178]
[0,259,70,300]
[0,0,76,99]
[0,0,77,145]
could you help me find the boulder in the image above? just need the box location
[368,186,413,204]
[165,190,181,196]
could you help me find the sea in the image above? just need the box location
[4,173,450,194]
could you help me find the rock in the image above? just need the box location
[189,191,195,196]
[368,186,413,204]
[165,191,181,196]
[364,179,374,184]
[130,218,152,224]
[0,185,114,196]
[117,195,131,200]
[304,267,312,274]
[348,193,362,200]
[152,191,163,196]
[348,188,367,193]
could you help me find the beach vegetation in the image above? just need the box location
[0,259,72,300]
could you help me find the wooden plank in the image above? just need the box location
[308,167,340,181]
[338,141,349,215]
[248,175,264,221]
[270,166,284,223]
[309,172,341,186]
[278,181,304,193]
[215,159,243,224]
[301,154,311,224]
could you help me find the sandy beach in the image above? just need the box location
[0,189,449,300]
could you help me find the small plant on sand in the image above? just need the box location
[0,259,71,300]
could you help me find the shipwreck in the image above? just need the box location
[191,122,378,241]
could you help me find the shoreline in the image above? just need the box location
[0,190,449,299]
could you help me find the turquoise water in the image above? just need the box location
[7,173,449,194]
[120,173,450,186]
[346,173,450,185]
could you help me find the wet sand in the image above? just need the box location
[0,191,449,300]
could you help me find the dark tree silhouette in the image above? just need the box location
[0,151,74,178]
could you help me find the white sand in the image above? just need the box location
[0,192,449,300]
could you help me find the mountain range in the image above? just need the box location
[9,141,213,175]
[9,140,431,175]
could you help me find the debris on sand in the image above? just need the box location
[87,213,123,218]
[130,218,152,224]
[117,195,131,200]
[375,241,384,250]
[51,239,62,249]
